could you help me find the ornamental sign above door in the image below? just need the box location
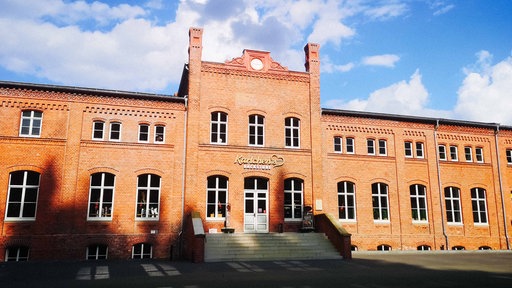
[234,154,285,170]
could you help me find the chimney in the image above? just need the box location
[304,43,320,74]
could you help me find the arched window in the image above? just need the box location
[284,117,300,148]
[136,174,161,219]
[417,245,431,251]
[372,183,389,221]
[248,114,264,146]
[377,244,391,251]
[88,172,115,219]
[207,176,228,218]
[479,246,492,250]
[444,186,462,223]
[452,246,465,250]
[410,184,428,222]
[211,111,227,144]
[6,170,40,220]
[132,243,152,259]
[284,178,303,220]
[471,187,488,224]
[86,244,108,260]
[5,246,30,261]
[338,181,356,220]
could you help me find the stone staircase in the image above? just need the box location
[204,232,343,262]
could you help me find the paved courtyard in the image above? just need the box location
[1,251,511,288]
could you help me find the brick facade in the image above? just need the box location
[0,28,511,261]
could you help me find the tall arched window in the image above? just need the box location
[410,184,428,222]
[444,186,462,224]
[372,182,389,221]
[284,178,303,220]
[211,111,227,144]
[284,117,300,148]
[6,170,40,220]
[338,181,356,220]
[248,114,265,146]
[207,175,228,218]
[471,187,488,224]
[136,174,161,219]
[88,172,115,219]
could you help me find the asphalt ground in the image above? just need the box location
[1,251,511,288]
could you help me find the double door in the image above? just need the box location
[244,178,268,233]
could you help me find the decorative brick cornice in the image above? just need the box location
[403,130,426,137]
[1,99,69,111]
[326,124,394,135]
[83,106,176,119]
[437,133,490,143]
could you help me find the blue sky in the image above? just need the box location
[1,0,511,124]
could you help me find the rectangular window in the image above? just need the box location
[109,122,121,141]
[471,188,488,224]
[138,124,149,142]
[88,173,115,220]
[6,171,40,220]
[410,184,428,222]
[338,181,356,221]
[136,174,161,219]
[475,147,484,163]
[211,112,228,144]
[445,186,462,224]
[367,139,375,155]
[154,125,165,143]
[464,146,473,162]
[284,178,303,220]
[372,183,389,221]
[506,149,512,164]
[19,110,42,137]
[334,136,342,153]
[5,246,30,262]
[378,139,387,156]
[92,121,105,140]
[249,115,264,146]
[449,145,458,161]
[285,117,300,148]
[87,245,108,260]
[404,141,413,158]
[438,145,447,160]
[416,142,424,158]
[346,137,355,154]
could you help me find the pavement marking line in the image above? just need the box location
[76,267,92,280]
[141,263,165,277]
[156,263,181,276]
[94,266,110,280]
[274,261,322,271]
[226,262,264,272]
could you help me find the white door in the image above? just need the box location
[244,177,268,233]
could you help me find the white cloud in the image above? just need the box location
[325,69,451,118]
[364,3,408,20]
[430,1,455,16]
[321,56,354,73]
[362,54,400,67]
[454,51,512,124]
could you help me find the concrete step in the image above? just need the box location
[204,232,343,262]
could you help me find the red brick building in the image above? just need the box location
[1,27,511,261]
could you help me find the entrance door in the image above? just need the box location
[244,177,268,233]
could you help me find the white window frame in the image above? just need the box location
[248,114,264,146]
[5,170,40,221]
[438,145,447,161]
[506,149,512,164]
[346,137,355,154]
[471,187,488,225]
[334,136,342,153]
[464,146,473,162]
[285,117,300,148]
[338,181,356,221]
[449,145,458,161]
[86,244,108,260]
[372,183,389,222]
[19,110,42,137]
[445,186,462,224]
[211,112,228,144]
[138,124,150,143]
[416,142,424,158]
[404,141,413,158]
[475,147,484,163]
[378,139,387,156]
[109,122,122,141]
[92,120,105,140]
[87,172,115,220]
[136,174,161,220]
[410,184,428,223]
[5,246,30,261]
[132,243,152,259]
[154,125,165,143]
[284,178,303,221]
[367,139,375,155]
[206,176,228,219]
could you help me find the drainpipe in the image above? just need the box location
[434,120,449,249]
[494,125,511,249]
[181,95,188,233]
